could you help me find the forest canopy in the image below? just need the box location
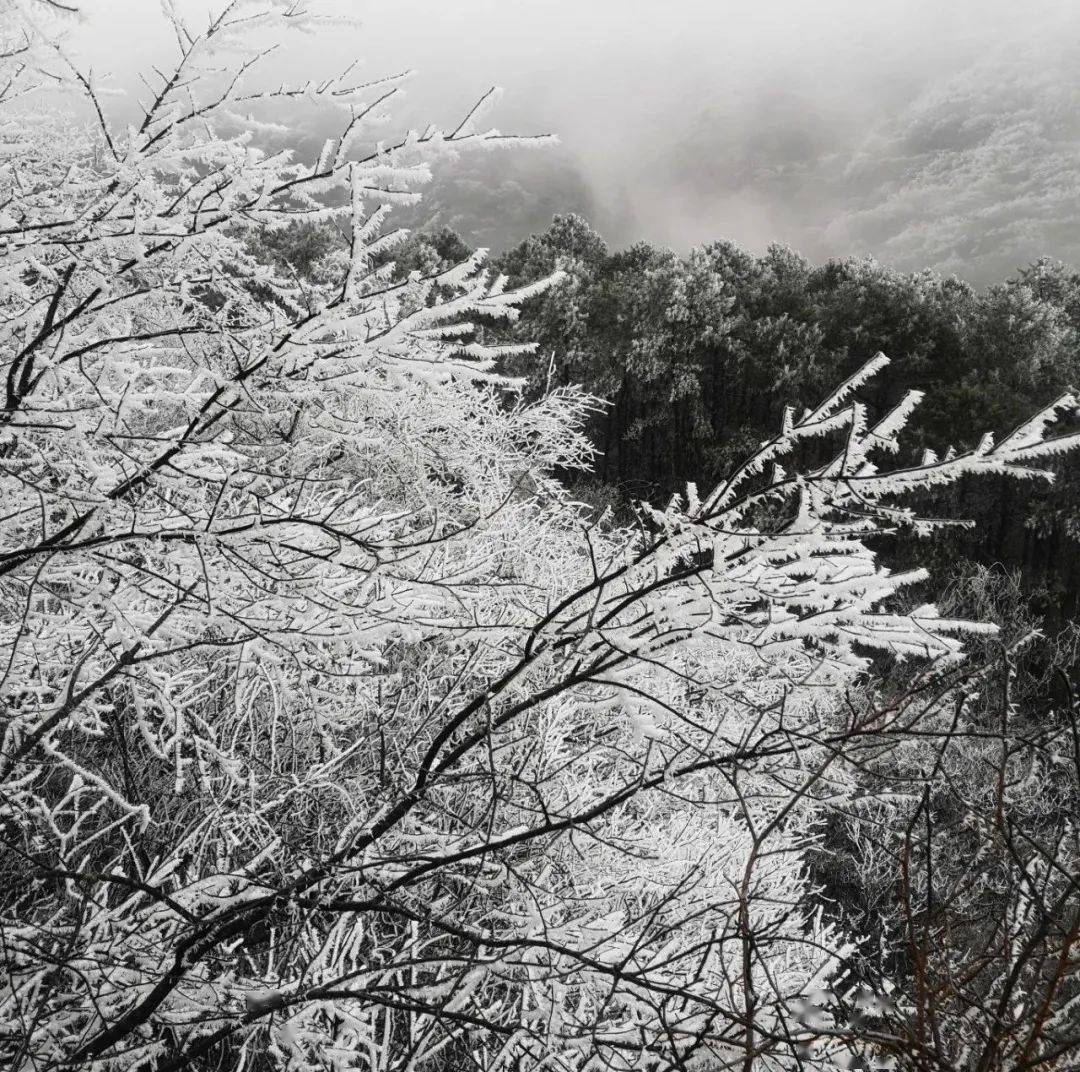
[483,216,1080,625]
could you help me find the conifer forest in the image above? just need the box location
[1,3,1078,1070]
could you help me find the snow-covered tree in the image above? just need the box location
[2,3,1079,1070]
[817,571,1080,1072]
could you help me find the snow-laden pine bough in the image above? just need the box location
[1,3,1079,1071]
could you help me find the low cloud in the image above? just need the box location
[824,42,1080,283]
[68,0,1080,283]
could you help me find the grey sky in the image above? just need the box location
[69,0,1080,284]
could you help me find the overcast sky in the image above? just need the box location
[66,0,1080,285]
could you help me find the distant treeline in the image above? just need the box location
[488,215,1080,628]
[267,214,1080,626]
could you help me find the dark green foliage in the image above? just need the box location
[244,220,344,276]
[376,226,474,280]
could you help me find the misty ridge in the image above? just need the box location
[71,0,1080,283]
[379,37,1080,289]
[3,3,1080,1071]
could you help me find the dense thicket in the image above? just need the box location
[5,4,1080,1068]
[207,187,1080,1071]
